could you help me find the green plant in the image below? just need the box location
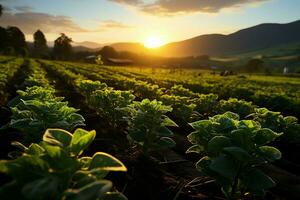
[9,86,85,144]
[187,112,282,199]
[249,108,300,144]
[0,128,127,200]
[217,98,256,118]
[76,79,108,97]
[125,99,177,155]
[168,84,196,97]
[159,94,197,122]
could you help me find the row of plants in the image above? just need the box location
[102,66,300,118]
[57,62,300,145]
[45,60,299,199]
[61,62,258,121]
[58,62,300,150]
[32,60,300,199]
[0,58,24,105]
[0,59,129,199]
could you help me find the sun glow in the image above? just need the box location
[144,36,165,48]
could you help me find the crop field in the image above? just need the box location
[0,56,300,200]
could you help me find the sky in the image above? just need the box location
[0,0,299,46]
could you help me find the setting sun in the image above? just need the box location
[144,36,165,48]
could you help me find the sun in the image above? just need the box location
[144,36,165,48]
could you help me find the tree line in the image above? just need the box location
[0,5,73,59]
[0,26,73,60]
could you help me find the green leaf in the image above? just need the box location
[258,146,282,162]
[11,141,28,151]
[103,192,128,200]
[223,112,240,120]
[242,169,276,191]
[43,129,72,148]
[71,129,96,156]
[238,120,261,130]
[209,155,238,179]
[230,129,254,151]
[128,130,145,142]
[186,145,204,154]
[157,137,176,148]
[223,147,251,162]
[22,177,60,200]
[26,144,44,155]
[64,180,112,200]
[189,120,212,131]
[254,128,283,146]
[89,152,127,172]
[162,116,178,127]
[207,136,231,156]
[157,127,174,137]
[283,116,298,125]
[196,156,211,173]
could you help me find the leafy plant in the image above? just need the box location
[187,112,282,199]
[168,84,196,97]
[217,98,256,118]
[0,128,127,200]
[76,79,108,97]
[125,99,177,155]
[9,86,85,144]
[248,108,300,144]
[159,94,197,122]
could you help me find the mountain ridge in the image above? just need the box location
[71,20,300,57]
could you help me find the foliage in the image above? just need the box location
[0,4,3,17]
[76,79,135,128]
[0,128,127,200]
[248,108,300,144]
[53,33,73,60]
[187,112,282,199]
[6,26,27,56]
[159,94,197,122]
[33,30,48,58]
[125,99,177,155]
[217,98,256,118]
[9,86,85,144]
[168,84,196,97]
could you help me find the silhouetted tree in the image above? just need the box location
[0,5,3,17]
[245,59,264,74]
[6,26,27,56]
[53,33,73,60]
[33,30,48,58]
[99,46,118,59]
[0,26,8,53]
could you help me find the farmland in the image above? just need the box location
[0,56,300,200]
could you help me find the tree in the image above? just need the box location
[0,5,3,17]
[0,26,8,53]
[53,33,73,60]
[99,46,118,59]
[6,26,27,56]
[33,30,48,58]
[244,59,264,74]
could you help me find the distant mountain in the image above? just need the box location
[61,20,300,57]
[73,41,103,49]
[110,42,148,54]
[72,45,101,52]
[156,20,300,57]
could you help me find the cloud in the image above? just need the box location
[0,9,88,34]
[108,0,270,15]
[14,6,33,12]
[99,20,133,29]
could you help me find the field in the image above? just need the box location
[1,56,300,200]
